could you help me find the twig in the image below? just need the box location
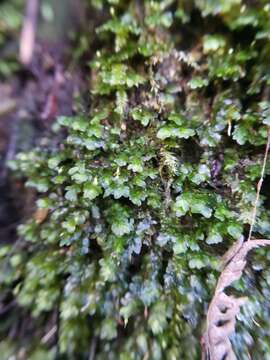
[19,0,39,65]
[0,115,19,182]
[55,298,62,359]
[41,325,57,344]
[0,299,16,316]
[0,99,16,117]
[88,336,98,360]
[247,126,270,241]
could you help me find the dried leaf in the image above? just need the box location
[202,239,270,360]
[34,208,49,224]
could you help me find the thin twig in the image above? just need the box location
[0,299,16,316]
[88,336,98,360]
[19,0,39,65]
[41,325,57,344]
[247,127,270,241]
[0,99,16,117]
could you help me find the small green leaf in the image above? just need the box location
[227,224,242,239]
[203,35,226,53]
[83,182,102,200]
[189,256,207,269]
[65,186,79,202]
[62,218,76,233]
[192,202,212,218]
[120,299,140,326]
[173,240,188,254]
[131,107,154,126]
[173,197,189,217]
[188,77,209,89]
[206,232,223,244]
[157,126,195,139]
[111,218,134,236]
[127,158,144,173]
[99,258,117,282]
[233,125,248,145]
[100,319,117,340]
[148,302,168,335]
[115,89,128,116]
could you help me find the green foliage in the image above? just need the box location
[0,0,22,77]
[3,0,270,359]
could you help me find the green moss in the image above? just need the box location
[3,0,270,359]
[0,0,23,77]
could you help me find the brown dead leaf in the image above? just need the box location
[34,208,49,224]
[202,239,270,360]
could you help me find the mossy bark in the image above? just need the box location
[1,0,270,359]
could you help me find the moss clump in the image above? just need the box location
[3,0,270,359]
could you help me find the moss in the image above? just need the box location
[3,0,270,358]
